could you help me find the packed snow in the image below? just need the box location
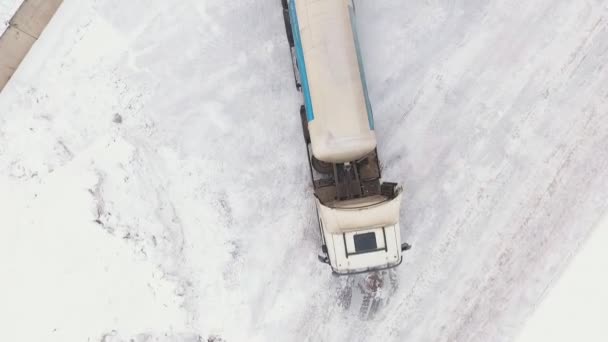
[1,0,608,341]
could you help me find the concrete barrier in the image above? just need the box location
[0,0,63,91]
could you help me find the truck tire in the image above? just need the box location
[282,0,288,10]
[283,9,294,47]
[300,105,310,143]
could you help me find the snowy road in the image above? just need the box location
[1,0,608,341]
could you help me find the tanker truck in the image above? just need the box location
[282,0,411,275]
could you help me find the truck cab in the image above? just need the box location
[317,184,409,274]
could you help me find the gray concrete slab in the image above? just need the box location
[10,0,63,38]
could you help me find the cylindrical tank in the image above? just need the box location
[289,0,376,163]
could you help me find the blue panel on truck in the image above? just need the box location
[289,0,314,122]
[348,5,375,130]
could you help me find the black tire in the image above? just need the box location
[283,9,294,47]
[282,0,288,10]
[300,105,310,143]
[312,157,333,174]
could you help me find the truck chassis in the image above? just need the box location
[282,1,397,205]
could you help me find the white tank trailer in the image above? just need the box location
[282,0,411,275]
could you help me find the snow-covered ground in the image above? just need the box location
[0,0,21,34]
[1,0,608,341]
[517,212,608,342]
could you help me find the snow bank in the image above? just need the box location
[0,137,189,341]
[516,212,608,342]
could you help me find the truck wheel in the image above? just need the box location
[281,0,288,10]
[312,157,333,174]
[300,105,310,143]
[283,9,294,47]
